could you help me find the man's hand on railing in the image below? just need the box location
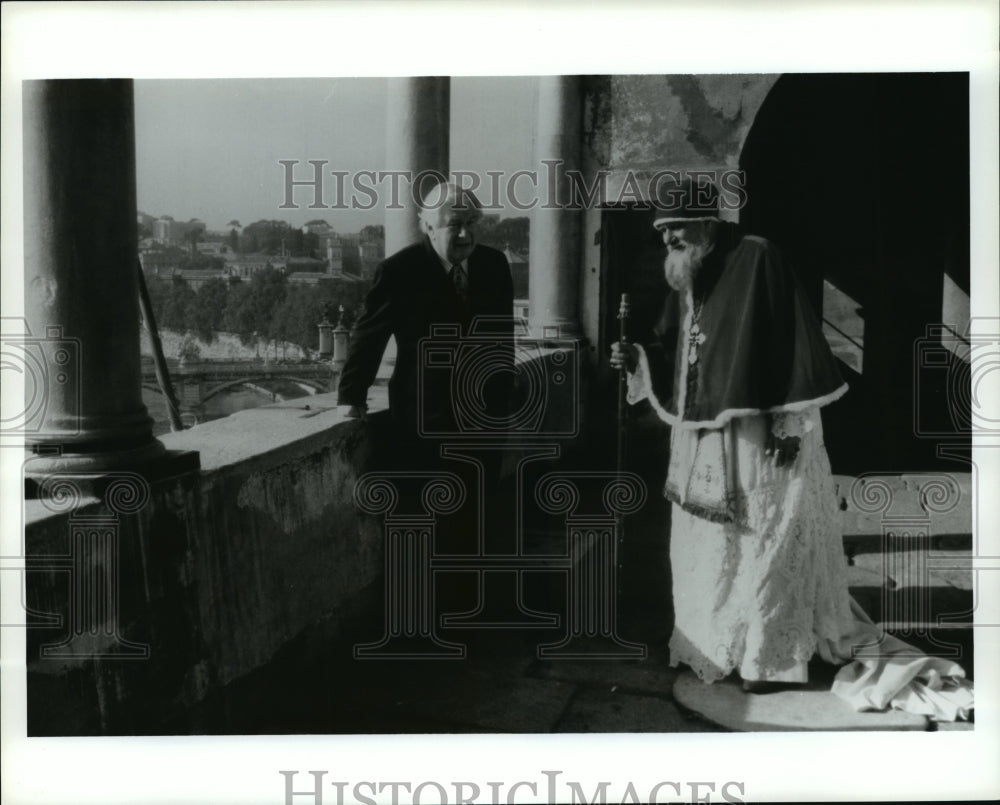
[339,404,367,420]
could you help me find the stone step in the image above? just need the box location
[846,536,973,633]
[843,532,971,554]
[833,473,973,537]
[525,501,975,642]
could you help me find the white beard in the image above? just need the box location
[663,241,708,291]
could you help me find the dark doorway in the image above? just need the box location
[739,73,971,473]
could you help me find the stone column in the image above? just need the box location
[384,77,450,256]
[529,76,583,339]
[23,79,163,471]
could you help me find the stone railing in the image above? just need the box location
[24,391,386,735]
[22,337,587,736]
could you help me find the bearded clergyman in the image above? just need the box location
[611,177,973,721]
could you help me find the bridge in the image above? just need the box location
[140,357,339,410]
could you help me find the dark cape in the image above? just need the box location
[641,223,848,431]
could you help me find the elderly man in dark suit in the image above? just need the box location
[338,181,515,441]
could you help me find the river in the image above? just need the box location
[143,382,311,437]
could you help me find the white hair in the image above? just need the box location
[418,181,483,226]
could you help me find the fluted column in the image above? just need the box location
[23,79,163,471]
[529,76,583,339]
[384,77,450,255]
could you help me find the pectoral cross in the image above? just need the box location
[687,308,706,365]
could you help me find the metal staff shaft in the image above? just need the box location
[616,293,631,540]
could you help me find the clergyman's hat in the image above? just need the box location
[651,175,721,228]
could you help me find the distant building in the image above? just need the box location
[318,233,343,273]
[172,268,229,290]
[139,249,182,277]
[283,249,370,285]
[359,239,384,262]
[285,257,327,274]
[224,253,284,279]
[358,227,385,280]
[152,216,205,247]
[340,242,362,278]
[152,216,175,243]
[288,271,361,285]
[196,241,226,256]
[288,271,364,286]
[137,211,156,235]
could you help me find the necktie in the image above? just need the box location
[450,263,468,303]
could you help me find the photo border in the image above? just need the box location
[2,2,998,803]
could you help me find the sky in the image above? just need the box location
[134,77,538,233]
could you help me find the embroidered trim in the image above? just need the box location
[629,342,848,429]
[664,487,736,523]
[684,297,705,418]
[675,292,694,417]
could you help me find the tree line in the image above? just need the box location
[231,220,321,257]
[141,216,526,359]
[477,215,528,254]
[145,269,369,359]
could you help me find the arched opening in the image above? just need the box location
[739,73,970,473]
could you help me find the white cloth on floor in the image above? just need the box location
[827,598,973,722]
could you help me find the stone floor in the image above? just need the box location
[181,602,723,734]
[175,467,974,736]
[178,589,972,735]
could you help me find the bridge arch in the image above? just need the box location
[199,375,329,405]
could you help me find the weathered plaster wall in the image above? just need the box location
[25,394,383,735]
[583,74,780,175]
[602,74,778,170]
[579,74,780,357]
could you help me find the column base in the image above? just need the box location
[24,447,201,500]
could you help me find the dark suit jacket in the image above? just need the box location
[337,237,514,436]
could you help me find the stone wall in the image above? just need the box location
[25,393,383,735]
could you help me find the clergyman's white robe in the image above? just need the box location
[629,347,974,721]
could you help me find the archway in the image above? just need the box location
[739,73,970,473]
